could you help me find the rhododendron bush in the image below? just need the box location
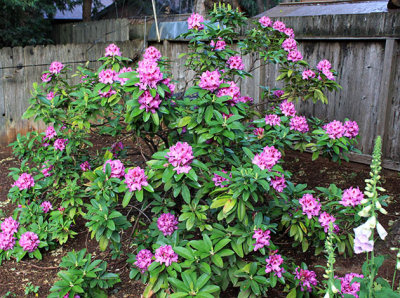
[2,4,395,298]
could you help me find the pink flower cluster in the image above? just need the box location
[105,43,121,57]
[284,28,295,38]
[280,100,296,117]
[80,161,91,172]
[299,194,321,219]
[252,146,282,171]
[265,114,281,126]
[0,217,20,251]
[317,59,335,80]
[13,173,35,191]
[166,142,194,174]
[136,59,163,90]
[302,69,316,80]
[143,46,161,61]
[134,249,154,273]
[288,50,303,62]
[273,90,285,98]
[270,176,287,193]
[46,91,55,101]
[49,61,64,74]
[273,21,286,32]
[295,267,318,292]
[188,13,204,30]
[282,38,297,52]
[41,201,53,213]
[259,16,272,27]
[41,163,53,177]
[199,70,222,92]
[340,186,364,207]
[138,90,162,114]
[162,78,175,97]
[19,231,40,252]
[217,81,241,105]
[99,88,116,98]
[103,159,125,178]
[154,245,178,267]
[253,229,271,251]
[344,120,359,138]
[318,212,337,232]
[45,125,57,140]
[336,273,363,298]
[324,120,359,139]
[125,167,148,192]
[265,252,285,278]
[227,56,245,70]
[290,116,309,133]
[54,138,68,151]
[99,69,117,84]
[116,67,133,85]
[157,213,178,236]
[253,127,264,138]
[210,37,226,51]
[41,73,52,83]
[212,170,231,188]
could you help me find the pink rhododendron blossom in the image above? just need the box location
[166,142,194,174]
[336,273,363,298]
[259,16,272,27]
[19,232,40,252]
[290,116,309,133]
[134,249,154,273]
[1,217,19,235]
[302,69,316,80]
[344,120,359,138]
[253,127,264,138]
[105,43,121,57]
[217,81,241,105]
[41,73,52,83]
[222,113,233,120]
[199,70,222,92]
[116,67,133,85]
[265,252,285,278]
[273,21,286,32]
[45,125,57,140]
[103,159,125,179]
[58,207,65,212]
[299,194,321,219]
[0,232,15,251]
[210,38,226,51]
[13,173,35,191]
[188,13,204,30]
[154,245,178,267]
[143,46,162,61]
[340,187,364,207]
[265,114,281,126]
[98,88,116,98]
[322,68,335,80]
[41,201,53,213]
[280,100,296,116]
[252,146,282,171]
[227,56,245,70]
[295,267,318,292]
[46,91,55,101]
[253,229,271,251]
[157,213,179,236]
[318,212,337,232]
[284,27,295,38]
[136,59,163,90]
[49,61,64,74]
[138,90,162,114]
[111,141,124,157]
[270,176,286,193]
[125,167,148,192]
[41,163,53,177]
[323,120,345,139]
[162,78,175,97]
[54,138,68,151]
[212,170,231,188]
[354,222,374,254]
[238,96,253,104]
[287,50,303,62]
[317,59,331,71]
[282,38,297,52]
[80,161,91,172]
[99,69,117,84]
[273,90,285,98]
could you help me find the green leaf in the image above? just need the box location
[178,116,192,127]
[135,189,144,202]
[181,184,191,204]
[211,254,223,268]
[151,112,160,126]
[122,191,133,207]
[174,247,194,260]
[99,236,109,251]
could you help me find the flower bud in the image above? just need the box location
[358,205,371,217]
[379,208,388,215]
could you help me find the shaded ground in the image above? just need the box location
[0,144,399,297]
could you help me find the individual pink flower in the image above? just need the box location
[302,69,316,80]
[199,70,222,92]
[58,207,65,212]
[41,201,53,213]
[166,142,194,174]
[45,125,57,140]
[340,187,364,207]
[162,78,175,97]
[98,88,116,98]
[227,56,245,70]
[217,81,241,105]
[271,176,286,193]
[317,59,331,71]
[99,69,117,84]
[157,213,179,236]
[322,68,335,80]
[188,13,204,30]
[19,232,40,252]
[323,120,345,139]
[282,38,297,52]
[103,159,125,179]
[336,273,363,298]
[143,46,162,61]
[80,161,91,172]
[49,61,64,74]
[154,245,178,267]
[54,138,68,151]
[125,167,149,192]
[253,127,264,138]
[265,252,285,278]
[1,217,19,235]
[290,116,309,133]
[13,173,35,191]
[259,16,272,27]
[318,212,336,232]
[299,194,321,219]
[265,114,281,126]
[287,50,303,62]
[41,163,53,177]
[116,67,133,85]
[105,43,121,57]
[212,170,231,188]
[0,232,16,251]
[252,146,282,171]
[46,91,55,101]
[136,59,163,90]
[41,73,52,83]
[253,229,271,251]
[280,100,296,117]
[295,267,318,292]
[138,90,162,114]
[273,21,286,32]
[284,27,295,38]
[344,120,359,138]
[273,90,285,98]
[210,38,226,51]
[134,249,154,273]
[63,293,80,298]
[238,96,253,104]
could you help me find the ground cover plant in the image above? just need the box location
[1,3,399,297]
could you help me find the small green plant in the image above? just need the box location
[24,282,40,295]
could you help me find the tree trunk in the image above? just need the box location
[82,0,92,22]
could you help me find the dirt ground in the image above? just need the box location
[0,143,399,297]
